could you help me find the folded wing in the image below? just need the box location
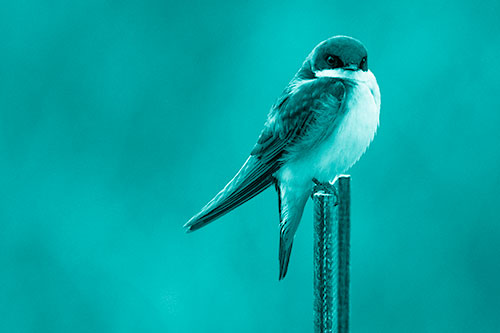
[184,78,346,234]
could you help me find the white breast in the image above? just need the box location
[277,69,380,186]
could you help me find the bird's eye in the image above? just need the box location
[326,55,342,68]
[360,57,367,70]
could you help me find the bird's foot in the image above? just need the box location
[311,178,338,205]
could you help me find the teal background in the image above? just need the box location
[1,1,500,332]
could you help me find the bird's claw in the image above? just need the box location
[311,178,338,205]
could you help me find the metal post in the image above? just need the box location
[313,175,350,333]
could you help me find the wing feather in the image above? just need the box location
[185,77,346,232]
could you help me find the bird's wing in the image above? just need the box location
[184,155,280,232]
[184,77,346,233]
[251,77,346,160]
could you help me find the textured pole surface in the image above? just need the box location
[313,176,350,333]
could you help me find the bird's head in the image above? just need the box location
[296,36,368,80]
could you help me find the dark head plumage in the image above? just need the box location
[296,36,368,80]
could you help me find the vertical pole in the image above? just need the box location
[313,175,350,333]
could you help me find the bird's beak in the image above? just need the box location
[343,64,358,71]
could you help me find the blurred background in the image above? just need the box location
[1,0,500,332]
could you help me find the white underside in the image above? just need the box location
[276,69,381,192]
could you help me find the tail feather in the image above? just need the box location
[276,181,309,280]
[184,156,278,232]
[279,237,293,280]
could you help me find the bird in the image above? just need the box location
[184,35,381,280]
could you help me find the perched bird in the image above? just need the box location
[184,36,381,280]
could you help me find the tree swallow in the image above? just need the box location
[184,36,381,280]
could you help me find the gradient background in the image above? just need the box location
[1,1,500,332]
